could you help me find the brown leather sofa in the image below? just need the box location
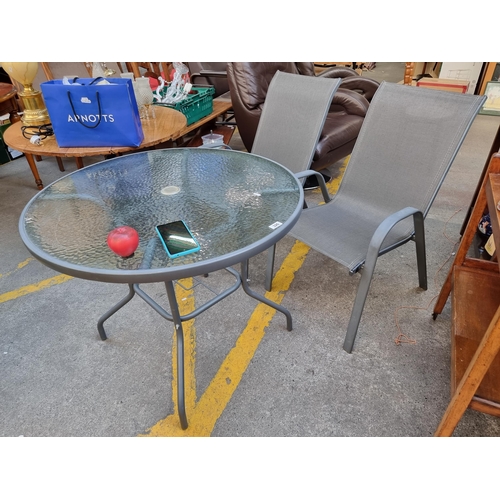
[226,62,372,174]
[294,63,380,102]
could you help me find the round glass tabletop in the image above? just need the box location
[20,148,303,283]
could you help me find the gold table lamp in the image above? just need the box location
[1,62,51,126]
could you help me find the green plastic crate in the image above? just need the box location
[154,86,215,126]
[0,138,10,165]
[0,123,12,165]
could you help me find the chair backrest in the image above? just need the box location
[251,71,340,174]
[126,62,170,80]
[227,62,305,151]
[335,82,486,228]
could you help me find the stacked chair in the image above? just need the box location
[259,76,485,353]
[227,62,370,177]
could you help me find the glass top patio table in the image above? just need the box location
[19,148,303,283]
[19,147,304,430]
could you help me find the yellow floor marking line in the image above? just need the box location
[0,257,34,279]
[140,241,311,437]
[308,156,348,199]
[17,258,33,270]
[0,274,73,304]
[328,157,349,196]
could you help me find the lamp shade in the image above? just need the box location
[1,62,39,86]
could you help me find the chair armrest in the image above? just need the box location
[358,207,424,274]
[296,171,331,203]
[340,76,380,102]
[316,67,359,79]
[329,88,370,117]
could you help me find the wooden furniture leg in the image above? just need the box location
[34,154,65,172]
[404,63,415,85]
[56,157,65,172]
[432,182,489,316]
[433,155,500,316]
[35,155,65,172]
[460,125,500,235]
[25,153,44,190]
[75,157,84,169]
[435,307,500,436]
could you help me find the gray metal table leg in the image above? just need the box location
[265,244,276,292]
[164,280,189,430]
[95,263,288,429]
[97,284,136,340]
[240,260,293,331]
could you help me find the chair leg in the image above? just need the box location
[343,208,425,353]
[265,200,308,292]
[413,212,427,290]
[265,244,276,291]
[343,260,377,353]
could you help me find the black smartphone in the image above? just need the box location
[155,220,201,258]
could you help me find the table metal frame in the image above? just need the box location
[97,262,291,429]
[19,149,303,429]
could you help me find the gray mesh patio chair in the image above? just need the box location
[250,71,342,289]
[265,81,486,353]
[251,70,341,180]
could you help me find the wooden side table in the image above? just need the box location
[3,95,233,190]
[3,106,187,190]
[0,82,19,122]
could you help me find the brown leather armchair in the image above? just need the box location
[294,63,380,102]
[227,62,370,174]
[185,62,230,97]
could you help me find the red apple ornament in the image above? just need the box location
[107,226,139,258]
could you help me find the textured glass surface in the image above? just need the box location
[22,149,301,274]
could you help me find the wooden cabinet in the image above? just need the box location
[451,265,500,411]
[434,153,500,435]
[404,62,442,85]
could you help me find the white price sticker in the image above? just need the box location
[269,221,282,230]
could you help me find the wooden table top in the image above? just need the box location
[0,82,17,103]
[3,105,187,158]
[3,95,233,159]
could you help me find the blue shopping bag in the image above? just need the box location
[41,77,144,148]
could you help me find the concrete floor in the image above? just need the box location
[361,61,407,83]
[2,79,500,437]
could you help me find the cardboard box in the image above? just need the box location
[416,78,469,93]
[439,62,483,95]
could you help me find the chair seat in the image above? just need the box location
[289,198,415,272]
[315,113,364,160]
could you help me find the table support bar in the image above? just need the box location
[97,284,136,341]
[240,260,293,331]
[95,263,293,429]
